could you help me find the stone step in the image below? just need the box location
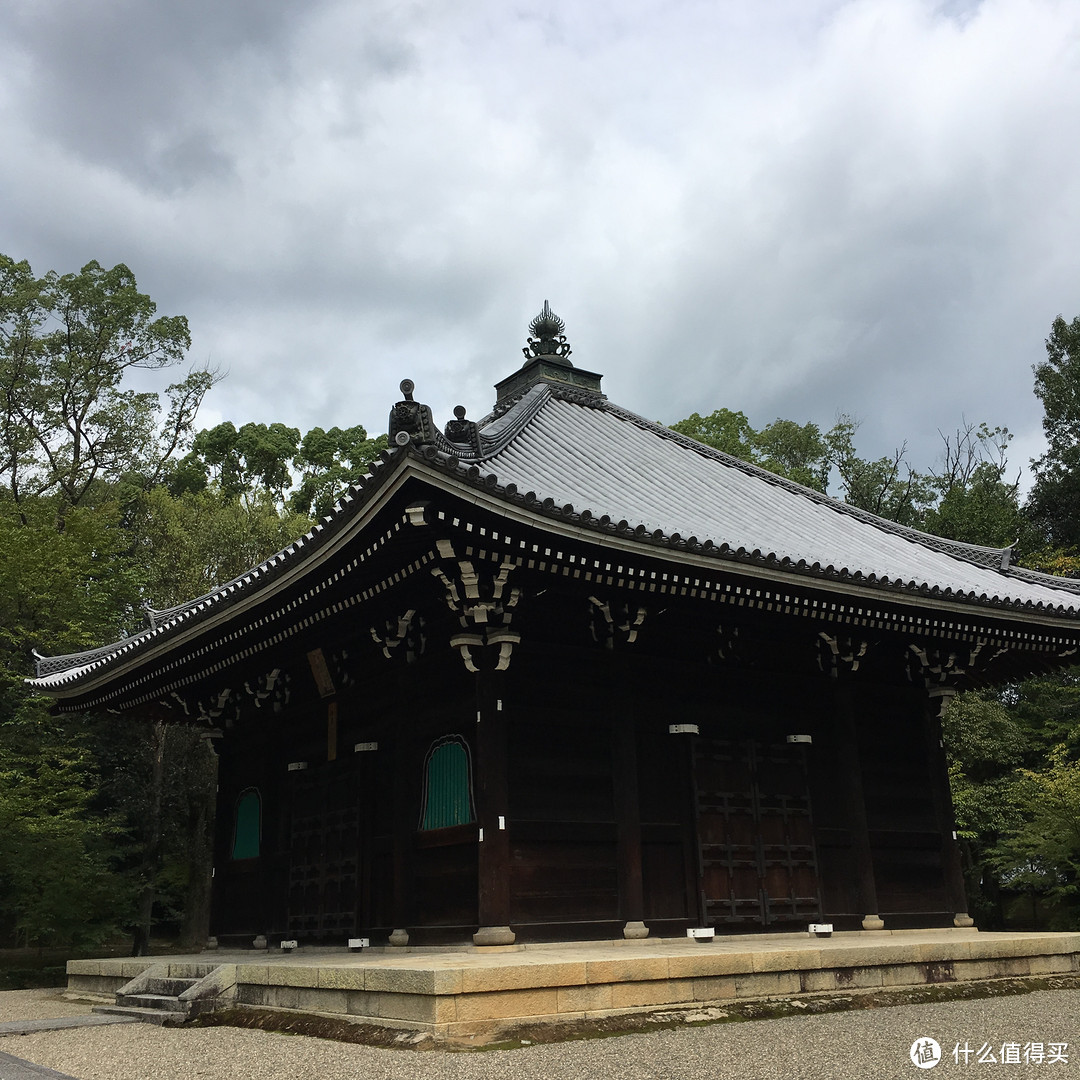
[91,1005,185,1027]
[117,993,188,1013]
[144,978,199,997]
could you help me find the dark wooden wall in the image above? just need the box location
[209,573,963,944]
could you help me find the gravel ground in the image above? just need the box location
[0,992,93,1025]
[0,989,1077,1080]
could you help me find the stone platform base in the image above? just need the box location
[67,929,1080,1043]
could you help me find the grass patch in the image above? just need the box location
[189,1008,433,1049]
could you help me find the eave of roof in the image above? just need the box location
[28,382,1080,696]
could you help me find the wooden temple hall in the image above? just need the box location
[31,303,1080,949]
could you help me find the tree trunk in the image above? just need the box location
[179,735,218,949]
[132,718,166,956]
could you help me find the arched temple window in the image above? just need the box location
[419,736,474,830]
[231,788,262,859]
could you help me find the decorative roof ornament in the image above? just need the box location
[444,404,481,453]
[523,300,572,361]
[496,300,602,405]
[388,379,437,447]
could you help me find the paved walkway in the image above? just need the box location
[0,1050,80,1080]
[0,991,134,1080]
[0,1019,135,1038]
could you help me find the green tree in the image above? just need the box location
[671,407,933,522]
[178,421,300,505]
[945,670,1080,931]
[942,692,1030,927]
[1001,671,1080,758]
[671,409,831,492]
[291,425,388,517]
[670,408,759,462]
[822,417,935,526]
[0,252,396,954]
[0,498,142,946]
[924,422,1030,550]
[0,724,130,947]
[174,421,386,518]
[1028,314,1080,551]
[0,254,211,524]
[988,747,1080,928]
[131,486,311,608]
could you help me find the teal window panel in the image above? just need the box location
[231,789,261,859]
[420,738,474,830]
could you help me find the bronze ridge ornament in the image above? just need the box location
[523,300,572,360]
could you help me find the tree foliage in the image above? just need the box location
[939,314,1080,929]
[172,421,387,518]
[130,487,311,609]
[0,252,395,950]
[923,421,1031,551]
[673,408,973,533]
[1028,314,1080,551]
[0,255,212,524]
[982,747,1080,926]
[0,725,130,946]
[672,408,836,492]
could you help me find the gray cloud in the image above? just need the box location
[1,0,1078,485]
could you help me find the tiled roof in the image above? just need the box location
[28,381,1080,691]
[462,386,1080,610]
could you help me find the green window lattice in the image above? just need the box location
[420,740,473,830]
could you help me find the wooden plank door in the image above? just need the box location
[692,739,821,927]
[287,761,361,939]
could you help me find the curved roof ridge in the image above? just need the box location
[1001,562,1080,596]
[569,391,1014,573]
[32,639,142,678]
[476,383,553,456]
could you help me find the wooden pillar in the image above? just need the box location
[614,653,647,938]
[683,731,705,927]
[388,671,413,946]
[432,545,522,945]
[473,666,515,945]
[832,684,883,930]
[356,737,376,939]
[924,688,975,927]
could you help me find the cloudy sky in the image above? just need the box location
[2,0,1079,484]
